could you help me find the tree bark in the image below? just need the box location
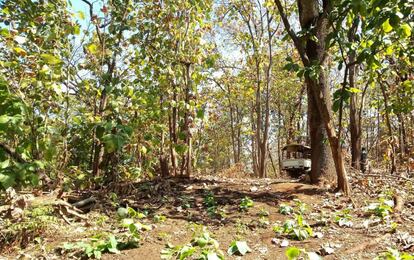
[379,79,396,174]
[347,19,362,170]
[298,0,336,184]
[349,66,361,170]
[307,83,336,184]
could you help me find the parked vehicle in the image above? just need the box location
[281,144,311,176]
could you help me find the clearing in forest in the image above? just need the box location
[1,171,413,259]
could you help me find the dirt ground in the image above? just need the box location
[1,172,414,259]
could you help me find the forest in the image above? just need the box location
[0,0,413,259]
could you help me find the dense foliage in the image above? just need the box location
[0,0,413,191]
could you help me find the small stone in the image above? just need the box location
[280,239,289,247]
[271,238,280,245]
[314,232,324,238]
[321,246,335,255]
[250,186,258,192]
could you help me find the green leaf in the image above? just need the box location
[382,19,393,33]
[0,173,15,189]
[13,47,27,56]
[174,144,188,154]
[0,28,10,37]
[107,235,119,253]
[0,160,10,169]
[400,23,412,37]
[206,252,222,260]
[285,247,301,260]
[93,250,102,259]
[78,11,85,20]
[235,241,251,255]
[196,237,208,247]
[227,241,251,256]
[0,115,10,124]
[116,207,128,218]
[87,43,99,54]
[40,54,62,65]
[121,218,134,227]
[102,134,126,153]
[347,87,362,93]
[73,25,81,35]
[179,245,195,260]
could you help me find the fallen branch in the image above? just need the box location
[72,196,96,209]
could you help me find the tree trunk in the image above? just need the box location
[397,113,406,159]
[379,80,396,174]
[349,66,361,170]
[307,84,336,184]
[91,91,108,177]
[159,93,170,177]
[169,82,178,176]
[183,63,193,177]
[251,106,258,176]
[347,19,361,170]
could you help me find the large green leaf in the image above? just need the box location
[0,173,15,189]
[381,19,393,33]
[400,23,412,37]
[102,134,126,153]
[285,247,301,260]
[0,159,10,169]
[40,54,62,65]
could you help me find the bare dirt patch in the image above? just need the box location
[2,173,413,259]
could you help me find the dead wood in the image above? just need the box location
[72,196,96,209]
[393,194,404,223]
[394,195,404,213]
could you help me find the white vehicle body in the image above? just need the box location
[281,144,312,173]
[281,158,311,171]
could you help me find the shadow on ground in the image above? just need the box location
[107,176,326,227]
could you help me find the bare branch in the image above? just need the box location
[273,0,309,65]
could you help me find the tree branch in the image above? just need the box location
[0,142,27,164]
[273,0,309,65]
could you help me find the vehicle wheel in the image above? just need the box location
[286,169,302,178]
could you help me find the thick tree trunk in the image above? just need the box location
[274,0,351,194]
[307,83,336,184]
[299,0,336,185]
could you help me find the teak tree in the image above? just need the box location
[273,0,351,194]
